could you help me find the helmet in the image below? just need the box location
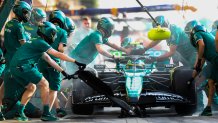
[190,25,207,47]
[49,10,66,29]
[65,17,76,36]
[30,8,46,25]
[212,20,218,31]
[184,20,201,34]
[20,0,32,6]
[13,1,32,23]
[37,21,57,44]
[152,15,169,28]
[121,37,132,47]
[125,60,145,73]
[97,17,115,38]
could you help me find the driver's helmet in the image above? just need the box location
[49,10,66,29]
[97,17,115,38]
[30,8,46,25]
[130,41,144,50]
[121,37,144,50]
[125,60,145,72]
[13,1,32,23]
[37,21,57,44]
[152,15,169,28]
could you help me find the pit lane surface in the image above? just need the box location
[2,107,218,123]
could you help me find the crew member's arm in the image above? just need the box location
[47,48,75,63]
[130,40,161,55]
[58,30,68,53]
[155,45,177,62]
[41,52,64,72]
[42,52,73,79]
[58,43,65,53]
[106,41,131,54]
[154,27,181,62]
[96,44,114,58]
[143,40,161,51]
[215,30,218,52]
[197,39,205,59]
[193,57,205,78]
[195,39,205,71]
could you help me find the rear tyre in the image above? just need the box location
[71,68,96,115]
[71,78,94,115]
[72,104,94,115]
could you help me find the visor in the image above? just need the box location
[22,9,31,22]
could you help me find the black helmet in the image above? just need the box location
[49,10,66,29]
[13,1,32,23]
[37,21,57,44]
[190,25,207,47]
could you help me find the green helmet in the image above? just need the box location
[20,0,32,6]
[212,20,218,31]
[13,1,32,23]
[152,15,169,28]
[37,21,57,44]
[49,10,66,29]
[65,17,76,36]
[97,17,115,38]
[121,37,132,47]
[30,8,46,25]
[184,20,201,34]
[190,25,206,47]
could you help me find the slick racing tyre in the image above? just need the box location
[71,79,94,115]
[172,66,197,115]
[71,67,97,115]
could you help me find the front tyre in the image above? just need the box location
[172,67,197,115]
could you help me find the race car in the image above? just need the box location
[71,49,196,117]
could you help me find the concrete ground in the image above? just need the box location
[1,107,218,123]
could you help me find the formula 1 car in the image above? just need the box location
[71,50,196,117]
